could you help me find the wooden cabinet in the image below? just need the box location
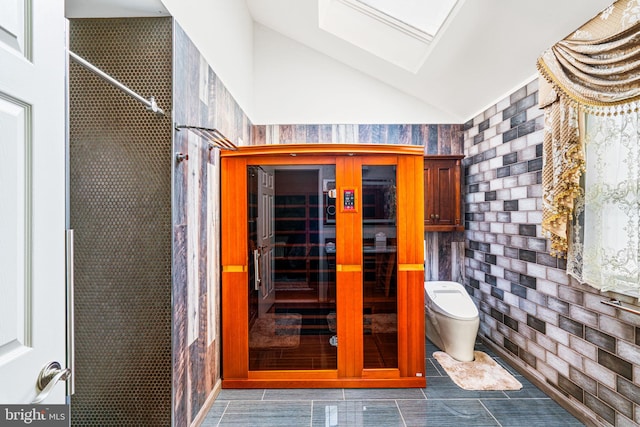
[424,155,463,231]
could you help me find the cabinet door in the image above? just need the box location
[424,157,462,231]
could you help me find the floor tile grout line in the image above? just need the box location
[479,399,503,427]
[215,401,230,427]
[420,387,427,400]
[394,399,408,427]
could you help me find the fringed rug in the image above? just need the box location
[249,313,301,349]
[364,313,397,334]
[433,351,522,391]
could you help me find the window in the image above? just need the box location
[567,112,640,298]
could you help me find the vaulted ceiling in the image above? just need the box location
[66,0,613,122]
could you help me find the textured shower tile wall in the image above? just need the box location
[69,18,173,427]
[463,79,640,427]
[172,23,253,427]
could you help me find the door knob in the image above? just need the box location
[32,361,70,404]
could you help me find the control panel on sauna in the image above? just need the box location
[342,188,356,212]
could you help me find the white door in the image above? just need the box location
[257,167,275,316]
[0,0,68,403]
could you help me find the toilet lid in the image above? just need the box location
[426,283,479,321]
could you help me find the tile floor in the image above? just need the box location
[201,340,584,426]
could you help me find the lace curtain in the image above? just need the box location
[537,0,640,255]
[567,112,640,297]
[537,0,640,294]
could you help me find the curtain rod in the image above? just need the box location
[68,50,165,116]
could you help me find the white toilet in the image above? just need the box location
[424,281,479,362]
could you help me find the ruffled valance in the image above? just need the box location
[537,0,640,255]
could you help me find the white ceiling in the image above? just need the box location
[66,0,613,122]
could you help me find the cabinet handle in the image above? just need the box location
[435,214,440,220]
[430,214,435,219]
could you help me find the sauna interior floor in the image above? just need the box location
[201,339,584,426]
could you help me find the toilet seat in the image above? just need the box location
[425,282,478,321]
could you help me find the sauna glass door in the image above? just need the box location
[361,165,397,369]
[247,161,400,372]
[248,165,338,371]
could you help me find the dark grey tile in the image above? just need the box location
[204,338,587,426]
[617,376,640,405]
[200,400,228,426]
[426,358,445,377]
[518,120,537,137]
[492,356,518,375]
[482,398,584,426]
[520,350,538,369]
[264,388,344,401]
[559,315,584,338]
[344,388,425,400]
[584,392,615,425]
[473,341,497,357]
[426,338,441,355]
[503,315,518,332]
[519,274,537,289]
[516,93,536,112]
[312,400,404,426]
[463,119,474,131]
[585,327,616,352]
[503,152,518,165]
[597,348,633,380]
[503,127,518,142]
[217,388,265,400]
[397,399,500,426]
[497,165,511,177]
[502,376,550,399]
[219,401,311,426]
[504,200,519,211]
[423,376,508,399]
[511,283,527,298]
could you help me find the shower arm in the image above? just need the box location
[68,50,165,116]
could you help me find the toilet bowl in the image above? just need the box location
[424,281,479,362]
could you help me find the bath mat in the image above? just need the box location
[363,313,397,334]
[433,351,522,391]
[249,314,301,349]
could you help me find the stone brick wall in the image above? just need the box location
[463,78,640,427]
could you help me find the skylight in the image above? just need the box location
[357,0,457,37]
[318,0,460,73]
